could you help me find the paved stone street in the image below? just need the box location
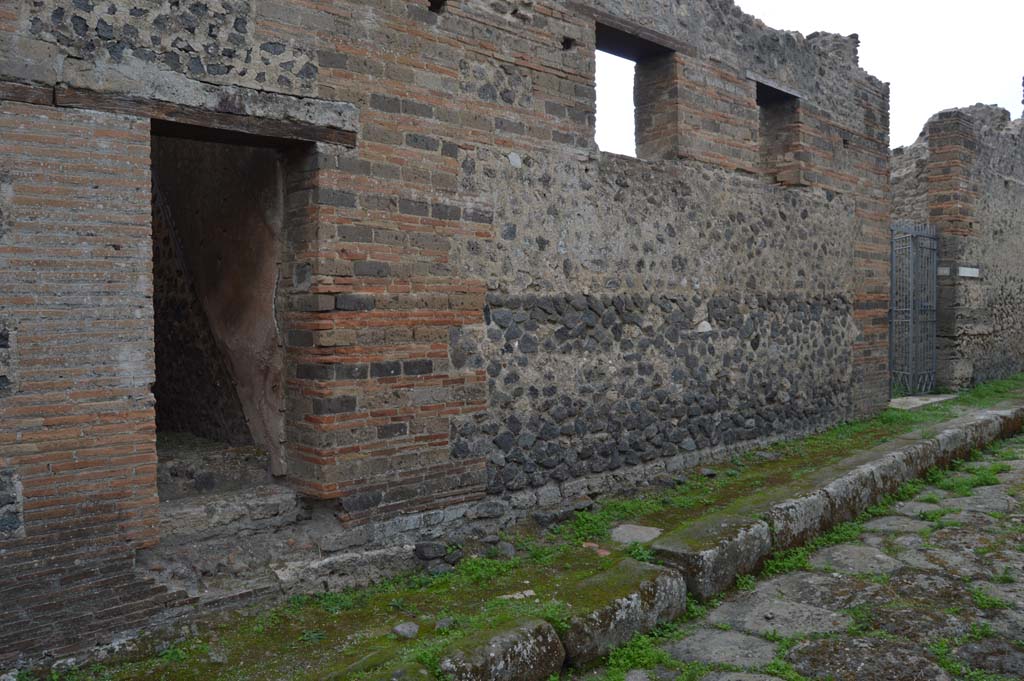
[578,437,1024,681]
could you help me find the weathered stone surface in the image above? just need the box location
[610,524,663,544]
[653,516,772,602]
[861,516,930,534]
[439,620,565,681]
[272,546,418,593]
[764,490,835,549]
[787,638,952,681]
[392,622,419,640]
[158,485,302,541]
[414,542,448,561]
[0,468,23,540]
[753,572,885,612]
[939,487,1015,514]
[623,672,651,681]
[808,544,904,575]
[956,639,1024,677]
[561,559,686,666]
[707,593,851,637]
[891,500,942,517]
[821,465,885,524]
[662,628,776,668]
[702,675,784,681]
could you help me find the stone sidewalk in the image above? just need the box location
[579,437,1024,681]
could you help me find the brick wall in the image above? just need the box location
[0,100,189,666]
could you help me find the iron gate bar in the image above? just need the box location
[890,221,937,396]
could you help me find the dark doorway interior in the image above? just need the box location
[150,122,287,497]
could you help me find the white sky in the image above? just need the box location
[595,1,1024,153]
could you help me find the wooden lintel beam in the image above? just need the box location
[0,81,54,106]
[53,85,357,147]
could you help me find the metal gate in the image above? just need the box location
[890,222,938,396]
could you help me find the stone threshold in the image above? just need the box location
[377,402,1024,680]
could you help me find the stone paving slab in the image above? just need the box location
[939,486,1015,513]
[890,394,958,410]
[752,571,885,611]
[662,627,776,667]
[808,543,905,574]
[788,638,953,681]
[610,524,663,544]
[706,593,851,636]
[891,500,942,516]
[653,515,772,601]
[955,639,1024,677]
[861,515,930,533]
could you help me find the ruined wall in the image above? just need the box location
[893,105,1024,388]
[0,0,890,665]
[891,136,928,225]
[966,112,1024,383]
[151,135,286,466]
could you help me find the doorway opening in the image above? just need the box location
[150,121,292,501]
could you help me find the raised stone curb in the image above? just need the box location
[438,619,566,681]
[653,404,1024,601]
[561,560,687,666]
[652,516,772,602]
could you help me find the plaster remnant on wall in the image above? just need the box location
[0,468,24,540]
[0,170,11,241]
[0,318,14,397]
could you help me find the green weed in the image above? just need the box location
[762,521,863,576]
[299,629,326,644]
[626,542,656,563]
[992,567,1016,584]
[603,633,677,681]
[928,623,1012,681]
[969,586,1011,609]
[735,574,757,591]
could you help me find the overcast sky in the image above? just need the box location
[596,0,1024,155]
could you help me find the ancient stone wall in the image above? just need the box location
[966,112,1024,383]
[893,105,1024,389]
[0,0,890,666]
[449,152,859,496]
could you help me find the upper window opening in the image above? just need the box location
[594,23,674,160]
[595,50,637,157]
[756,81,800,182]
[428,0,447,13]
